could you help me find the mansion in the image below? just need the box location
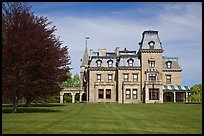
[63,30,191,104]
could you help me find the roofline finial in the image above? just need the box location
[85,36,90,47]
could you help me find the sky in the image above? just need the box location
[29,2,202,87]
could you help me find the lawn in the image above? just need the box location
[2,103,202,134]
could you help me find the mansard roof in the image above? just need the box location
[119,48,136,53]
[118,56,140,67]
[89,57,117,68]
[162,56,182,71]
[89,48,140,68]
[139,30,163,51]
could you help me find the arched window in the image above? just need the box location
[148,41,155,49]
[166,61,172,69]
[127,59,134,67]
[107,60,113,67]
[96,60,102,67]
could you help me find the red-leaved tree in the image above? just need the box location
[2,2,71,113]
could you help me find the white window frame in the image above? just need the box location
[126,89,131,99]
[128,59,133,66]
[149,60,155,68]
[108,74,112,82]
[108,60,113,67]
[148,41,155,49]
[166,61,172,69]
[97,74,101,82]
[124,74,129,81]
[166,75,171,84]
[106,89,111,99]
[149,73,156,81]
[132,89,137,99]
[133,74,138,81]
[96,60,102,67]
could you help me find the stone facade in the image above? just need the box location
[80,30,190,103]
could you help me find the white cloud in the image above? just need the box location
[35,2,201,86]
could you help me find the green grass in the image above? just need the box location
[2,103,202,134]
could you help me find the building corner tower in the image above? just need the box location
[137,30,164,103]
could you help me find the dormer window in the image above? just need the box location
[166,61,172,69]
[127,59,134,67]
[96,60,102,67]
[148,41,155,49]
[107,60,113,67]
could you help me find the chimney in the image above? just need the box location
[89,49,93,59]
[98,48,106,56]
[115,47,119,56]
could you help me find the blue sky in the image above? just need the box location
[29,2,202,87]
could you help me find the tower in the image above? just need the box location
[137,30,164,103]
[80,37,89,101]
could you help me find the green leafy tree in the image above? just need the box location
[61,72,80,88]
[58,72,80,103]
[189,84,202,103]
[48,93,60,103]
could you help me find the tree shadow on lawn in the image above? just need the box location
[2,103,66,107]
[2,107,61,113]
[2,103,66,113]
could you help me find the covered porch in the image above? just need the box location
[163,85,191,102]
[60,88,85,103]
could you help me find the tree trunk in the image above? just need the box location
[26,98,32,107]
[12,96,18,113]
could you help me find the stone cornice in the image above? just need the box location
[122,81,140,85]
[94,81,115,86]
[139,49,163,53]
[118,67,141,70]
[88,67,116,71]
[163,69,182,72]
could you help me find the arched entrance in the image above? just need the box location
[163,92,174,102]
[60,88,85,103]
[63,93,72,103]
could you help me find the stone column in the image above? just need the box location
[60,94,64,103]
[145,87,148,103]
[80,93,82,102]
[72,93,76,103]
[186,92,188,102]
[173,91,176,102]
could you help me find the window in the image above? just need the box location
[148,41,155,49]
[132,89,137,99]
[166,75,171,84]
[108,74,112,82]
[149,89,159,100]
[126,89,131,99]
[128,59,133,66]
[98,89,104,99]
[149,60,155,68]
[124,74,129,81]
[106,89,111,99]
[97,74,101,82]
[133,74,138,81]
[149,74,156,81]
[166,61,172,69]
[107,60,113,67]
[96,60,102,67]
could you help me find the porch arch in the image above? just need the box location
[163,92,174,102]
[60,88,84,103]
